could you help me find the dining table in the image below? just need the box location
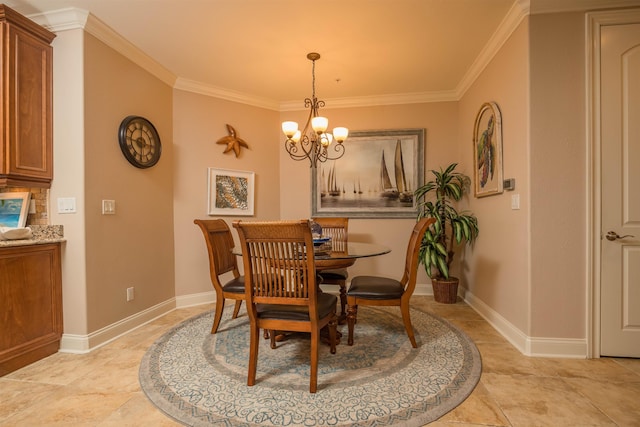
[312,241,391,271]
[233,239,391,342]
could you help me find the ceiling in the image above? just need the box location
[8,0,521,107]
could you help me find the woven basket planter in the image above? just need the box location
[432,277,459,304]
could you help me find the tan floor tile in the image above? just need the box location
[4,351,113,386]
[612,356,640,375]
[566,377,640,427]
[481,373,616,426]
[1,388,135,426]
[438,380,511,426]
[98,392,181,426]
[0,379,62,422]
[71,349,146,393]
[447,319,510,344]
[547,357,640,383]
[475,342,559,377]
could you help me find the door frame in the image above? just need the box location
[587,8,640,358]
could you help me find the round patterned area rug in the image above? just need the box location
[139,306,481,426]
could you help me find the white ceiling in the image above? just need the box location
[8,0,636,109]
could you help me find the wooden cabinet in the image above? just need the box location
[0,243,63,376]
[0,5,55,188]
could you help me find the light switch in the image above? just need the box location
[57,197,77,214]
[511,194,520,210]
[102,200,116,215]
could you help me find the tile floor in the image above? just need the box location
[1,296,639,426]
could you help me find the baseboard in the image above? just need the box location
[463,290,587,358]
[58,285,586,358]
[59,298,176,353]
[175,290,216,308]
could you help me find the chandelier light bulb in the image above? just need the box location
[282,121,299,138]
[311,116,328,134]
[320,133,333,147]
[292,130,301,143]
[332,127,349,143]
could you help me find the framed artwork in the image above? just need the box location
[207,168,255,216]
[0,192,30,228]
[473,101,503,197]
[312,128,425,218]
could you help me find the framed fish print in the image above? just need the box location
[473,102,503,197]
[207,168,255,216]
[312,128,425,218]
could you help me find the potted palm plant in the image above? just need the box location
[415,163,479,303]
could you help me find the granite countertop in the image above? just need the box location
[0,225,65,248]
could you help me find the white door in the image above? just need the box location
[600,20,640,357]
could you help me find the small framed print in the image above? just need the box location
[207,168,255,216]
[473,102,503,197]
[0,192,30,228]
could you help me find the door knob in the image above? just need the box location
[605,231,635,241]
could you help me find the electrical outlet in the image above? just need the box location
[126,287,134,301]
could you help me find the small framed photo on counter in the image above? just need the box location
[0,192,30,228]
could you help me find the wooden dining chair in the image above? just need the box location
[233,219,338,393]
[312,217,349,320]
[194,219,245,334]
[346,217,434,348]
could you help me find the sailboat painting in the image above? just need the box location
[312,128,425,218]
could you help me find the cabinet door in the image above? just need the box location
[0,244,62,375]
[0,24,54,187]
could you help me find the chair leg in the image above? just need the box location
[400,301,417,348]
[231,300,242,319]
[247,324,260,386]
[270,330,277,349]
[210,298,224,334]
[329,317,337,354]
[309,329,319,393]
[346,304,358,346]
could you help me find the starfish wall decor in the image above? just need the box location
[216,124,249,158]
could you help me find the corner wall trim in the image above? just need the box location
[59,298,176,353]
[464,291,587,358]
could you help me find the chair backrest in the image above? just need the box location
[194,219,240,287]
[233,220,319,316]
[312,217,348,251]
[401,218,435,296]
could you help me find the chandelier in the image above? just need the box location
[282,52,348,168]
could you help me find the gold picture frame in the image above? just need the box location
[473,102,503,197]
[312,128,425,218]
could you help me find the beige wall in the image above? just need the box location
[529,12,586,338]
[82,34,175,332]
[172,90,281,298]
[279,103,459,282]
[459,19,531,333]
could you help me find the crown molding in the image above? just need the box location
[531,0,640,14]
[28,7,177,88]
[174,78,279,111]
[29,2,637,111]
[279,90,459,112]
[455,0,530,98]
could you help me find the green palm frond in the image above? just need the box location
[414,163,479,279]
